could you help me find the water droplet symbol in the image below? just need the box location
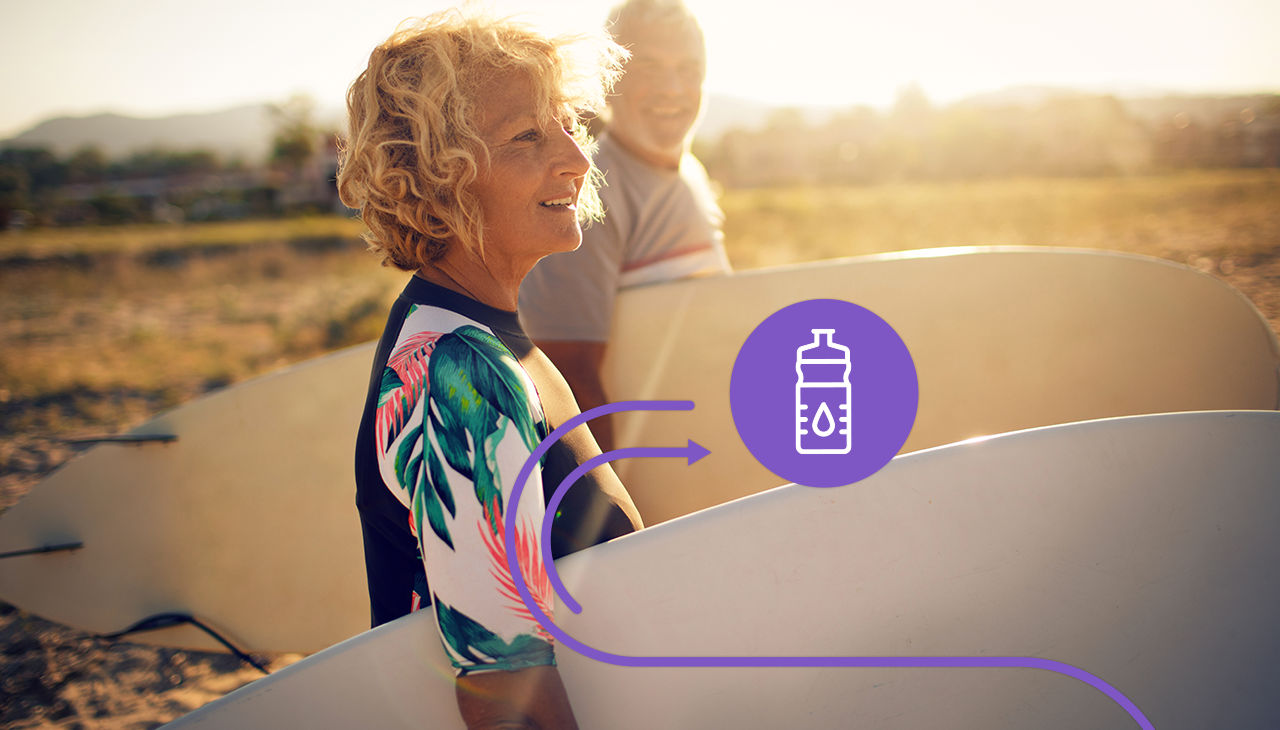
[813,401,836,437]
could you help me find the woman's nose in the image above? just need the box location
[555,128,590,178]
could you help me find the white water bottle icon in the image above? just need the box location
[795,328,852,454]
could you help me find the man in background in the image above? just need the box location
[519,0,731,451]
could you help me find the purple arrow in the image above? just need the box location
[543,440,709,614]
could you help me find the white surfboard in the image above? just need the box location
[0,343,375,652]
[606,246,1280,524]
[1,247,1276,654]
[164,410,1280,729]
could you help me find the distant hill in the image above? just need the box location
[2,104,345,163]
[700,94,848,139]
[5,105,276,161]
[1,96,783,162]
[6,90,1273,164]
[700,95,786,139]
[1119,93,1280,127]
[954,85,1279,125]
[956,84,1167,109]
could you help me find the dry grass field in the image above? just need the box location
[1,168,1277,727]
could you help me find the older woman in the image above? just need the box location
[340,11,642,728]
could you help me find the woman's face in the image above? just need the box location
[469,71,591,268]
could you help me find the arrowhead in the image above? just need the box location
[686,439,710,465]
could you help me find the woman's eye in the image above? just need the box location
[515,129,541,143]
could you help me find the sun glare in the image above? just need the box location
[0,0,1276,137]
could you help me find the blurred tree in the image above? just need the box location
[0,147,64,226]
[88,191,142,224]
[700,87,1262,186]
[891,83,934,133]
[1029,95,1150,175]
[269,95,318,170]
[0,164,28,228]
[929,106,1007,179]
[66,146,108,184]
[765,107,807,132]
[109,148,220,179]
[0,147,65,191]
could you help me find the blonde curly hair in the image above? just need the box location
[337,10,625,270]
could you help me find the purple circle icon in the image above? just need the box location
[730,299,917,488]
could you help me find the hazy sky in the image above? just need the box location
[2,0,1277,137]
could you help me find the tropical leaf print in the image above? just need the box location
[393,405,457,551]
[376,328,454,548]
[478,506,554,639]
[375,330,443,455]
[406,435,456,551]
[417,436,456,548]
[434,598,554,673]
[427,326,542,534]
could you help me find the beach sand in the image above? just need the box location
[0,598,302,728]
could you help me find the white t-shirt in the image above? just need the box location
[519,133,731,342]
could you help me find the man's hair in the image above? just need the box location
[337,9,624,271]
[606,0,704,49]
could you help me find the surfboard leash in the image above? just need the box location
[98,613,271,674]
[0,541,84,559]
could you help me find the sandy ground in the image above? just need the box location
[0,600,301,728]
[0,255,1276,728]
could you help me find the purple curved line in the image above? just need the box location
[502,401,1154,730]
[542,446,694,614]
[504,399,693,626]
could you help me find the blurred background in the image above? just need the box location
[3,0,1278,227]
[1,0,1277,726]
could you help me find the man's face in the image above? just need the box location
[608,23,706,169]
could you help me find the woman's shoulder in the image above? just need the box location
[421,319,543,434]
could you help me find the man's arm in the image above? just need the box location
[455,665,579,730]
[536,340,613,452]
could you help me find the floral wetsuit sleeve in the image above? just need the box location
[374,307,556,676]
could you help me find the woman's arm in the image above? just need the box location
[534,339,613,452]
[420,325,577,728]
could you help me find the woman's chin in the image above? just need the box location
[549,231,584,256]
